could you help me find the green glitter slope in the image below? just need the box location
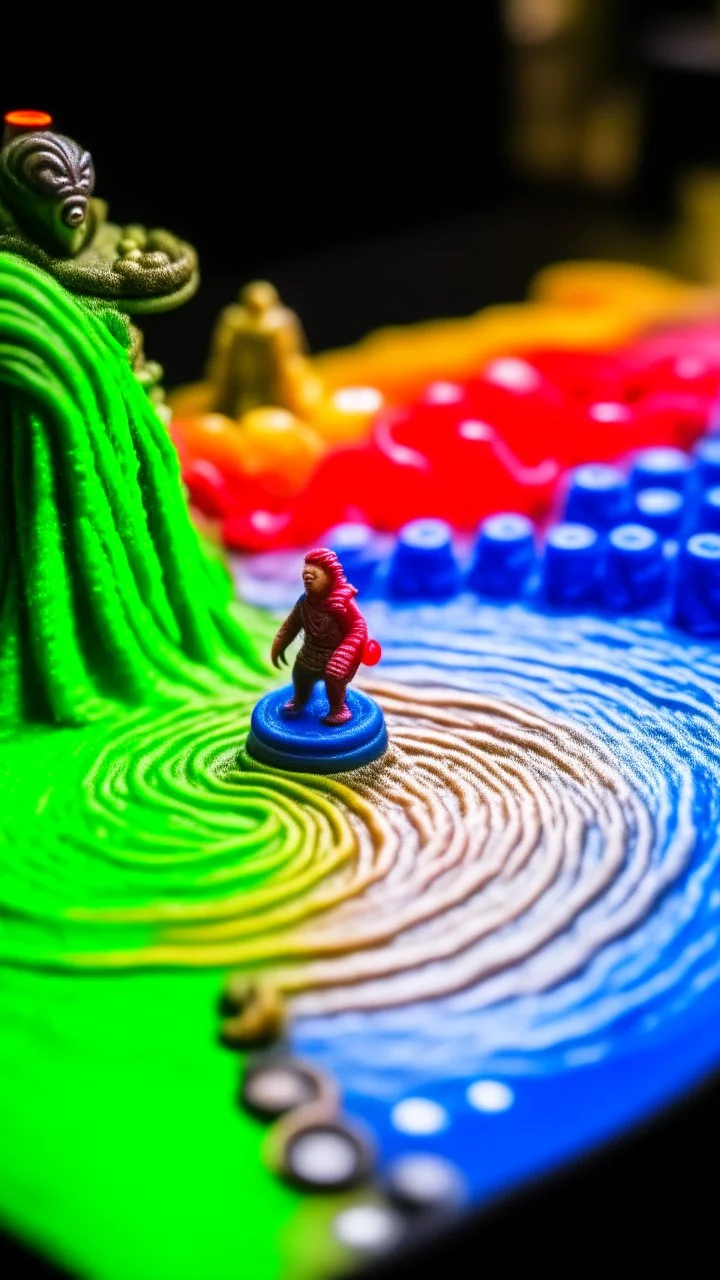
[0,251,268,724]
[0,254,340,1278]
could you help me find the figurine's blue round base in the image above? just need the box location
[246,685,388,773]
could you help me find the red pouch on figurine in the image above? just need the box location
[362,639,382,666]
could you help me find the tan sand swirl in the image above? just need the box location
[255,680,657,1013]
[41,681,670,1010]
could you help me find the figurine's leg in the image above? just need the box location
[322,675,352,726]
[282,663,317,716]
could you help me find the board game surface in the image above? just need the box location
[4,110,720,1279]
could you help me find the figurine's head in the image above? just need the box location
[303,548,357,606]
[240,280,278,315]
[0,129,95,256]
[302,558,330,598]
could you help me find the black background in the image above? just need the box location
[1,10,508,382]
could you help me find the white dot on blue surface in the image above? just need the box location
[466,1079,515,1113]
[390,1097,450,1135]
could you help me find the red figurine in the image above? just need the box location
[271,548,376,725]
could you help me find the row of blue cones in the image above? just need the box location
[324,441,720,636]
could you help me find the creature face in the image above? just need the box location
[302,562,330,598]
[0,131,95,256]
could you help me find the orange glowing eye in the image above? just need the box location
[4,110,53,129]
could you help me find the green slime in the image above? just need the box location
[0,254,339,1278]
[0,252,268,724]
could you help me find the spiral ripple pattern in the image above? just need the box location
[5,598,719,1085]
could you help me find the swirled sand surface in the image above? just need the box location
[5,600,718,1089]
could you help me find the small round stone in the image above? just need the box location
[286,1128,361,1187]
[220,980,286,1048]
[241,1063,319,1118]
[333,1204,405,1253]
[282,1117,374,1190]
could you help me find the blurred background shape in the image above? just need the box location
[5,5,720,371]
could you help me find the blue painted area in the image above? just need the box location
[247,685,387,773]
[340,998,720,1205]
[273,596,720,1210]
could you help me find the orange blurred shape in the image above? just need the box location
[3,109,53,146]
[238,408,325,490]
[4,109,53,128]
[310,386,384,446]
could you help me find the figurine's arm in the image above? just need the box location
[271,598,304,668]
[326,600,368,680]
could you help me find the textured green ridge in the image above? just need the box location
[0,252,268,724]
[0,700,378,971]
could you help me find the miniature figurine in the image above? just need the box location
[246,549,386,772]
[271,549,368,725]
[205,280,314,419]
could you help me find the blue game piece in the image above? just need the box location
[695,486,720,534]
[324,522,380,593]
[631,447,693,493]
[632,487,684,538]
[247,685,387,773]
[564,464,631,531]
[603,524,667,612]
[388,519,461,600]
[468,513,535,598]
[541,523,600,606]
[692,436,720,490]
[674,532,720,636]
